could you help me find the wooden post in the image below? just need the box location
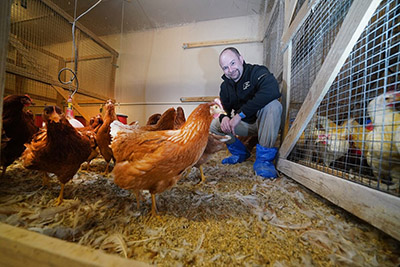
[280,41,292,147]
[110,55,118,99]
[0,0,12,143]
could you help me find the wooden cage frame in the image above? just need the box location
[278,0,400,241]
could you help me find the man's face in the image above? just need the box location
[219,50,244,82]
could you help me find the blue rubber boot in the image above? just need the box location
[222,138,250,165]
[253,144,278,178]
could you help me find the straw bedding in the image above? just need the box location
[0,151,399,266]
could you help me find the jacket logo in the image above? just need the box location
[243,81,250,90]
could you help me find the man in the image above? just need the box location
[210,47,282,178]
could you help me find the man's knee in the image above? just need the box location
[258,99,282,119]
[265,99,282,115]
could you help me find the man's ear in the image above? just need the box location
[239,55,244,64]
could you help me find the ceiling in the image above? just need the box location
[51,0,266,36]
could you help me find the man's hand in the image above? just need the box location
[220,116,231,134]
[221,114,242,135]
[229,114,241,135]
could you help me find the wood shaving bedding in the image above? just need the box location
[0,152,399,266]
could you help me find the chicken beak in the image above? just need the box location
[48,106,61,123]
[210,104,226,119]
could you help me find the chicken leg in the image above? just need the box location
[151,193,160,218]
[54,183,65,206]
[198,166,206,184]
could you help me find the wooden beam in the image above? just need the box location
[0,223,148,266]
[9,34,64,61]
[41,0,118,58]
[180,96,219,102]
[278,0,382,159]
[284,0,299,32]
[182,38,261,49]
[65,53,112,63]
[6,63,111,101]
[277,159,400,241]
[52,85,92,122]
[281,0,319,51]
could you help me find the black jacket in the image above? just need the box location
[219,62,281,124]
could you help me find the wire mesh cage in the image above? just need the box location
[264,0,284,81]
[288,0,400,196]
[5,0,117,123]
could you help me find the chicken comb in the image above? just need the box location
[214,98,224,110]
[23,94,35,106]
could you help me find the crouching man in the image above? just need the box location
[210,47,282,178]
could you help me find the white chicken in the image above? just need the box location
[315,116,352,167]
[365,91,400,184]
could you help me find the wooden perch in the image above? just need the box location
[182,38,261,49]
[180,96,219,102]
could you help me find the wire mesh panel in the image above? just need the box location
[5,0,117,118]
[289,0,353,119]
[264,0,284,82]
[288,0,400,196]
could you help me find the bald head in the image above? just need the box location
[219,47,244,82]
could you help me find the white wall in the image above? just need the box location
[102,14,264,125]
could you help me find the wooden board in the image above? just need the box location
[182,38,261,49]
[0,222,148,267]
[180,96,219,102]
[277,159,400,241]
[281,0,319,50]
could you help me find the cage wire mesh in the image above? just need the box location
[288,0,400,196]
[6,0,116,123]
[264,0,284,82]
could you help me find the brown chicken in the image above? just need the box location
[110,102,224,216]
[145,106,186,130]
[21,106,91,205]
[1,94,38,177]
[174,107,186,129]
[140,108,177,131]
[77,114,104,170]
[192,133,231,183]
[146,113,161,125]
[96,100,117,174]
